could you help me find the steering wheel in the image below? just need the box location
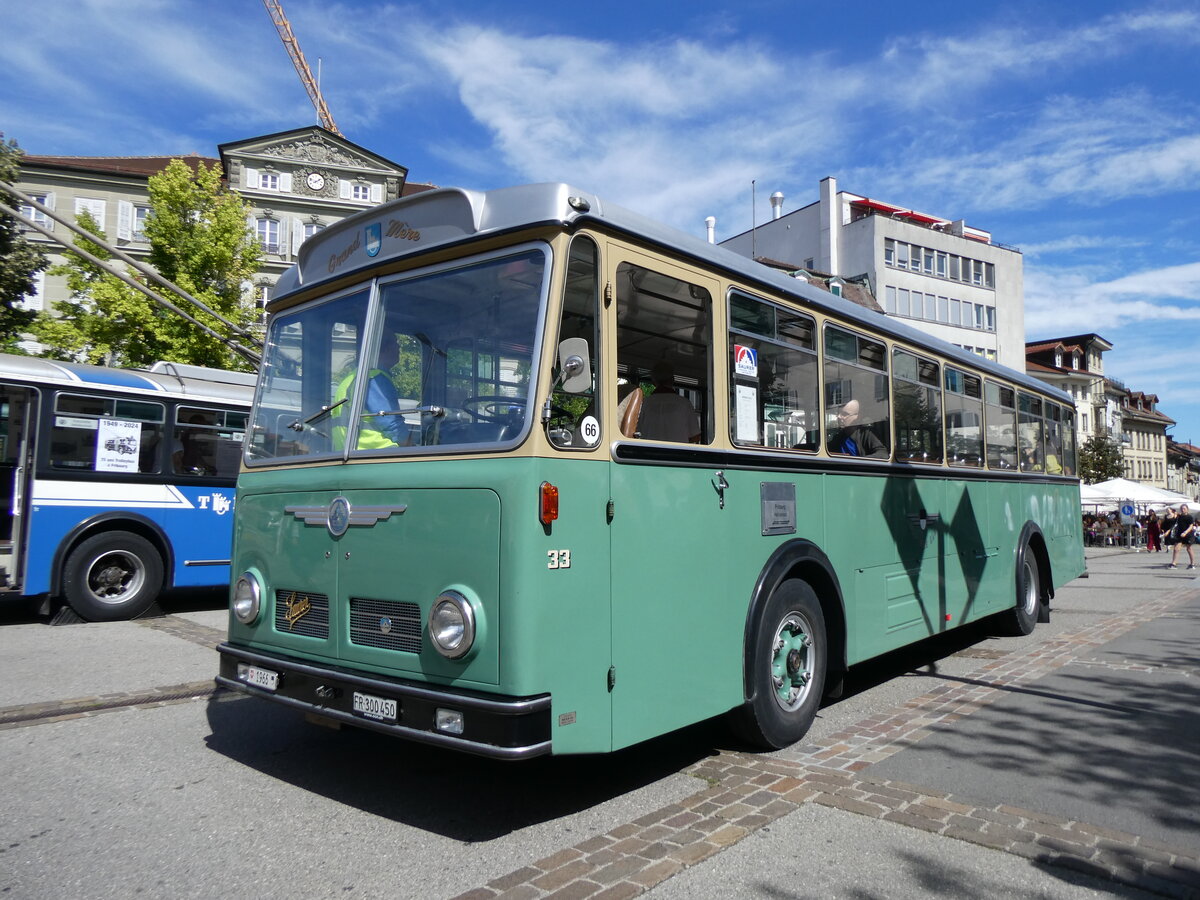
[462,395,526,422]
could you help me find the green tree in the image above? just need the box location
[0,135,48,352]
[1079,434,1125,484]
[30,158,260,370]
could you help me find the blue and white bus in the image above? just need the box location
[0,353,255,621]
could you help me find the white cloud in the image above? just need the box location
[1025,261,1200,334]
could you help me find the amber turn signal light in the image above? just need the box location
[540,481,559,525]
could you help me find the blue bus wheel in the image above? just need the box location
[733,579,827,750]
[62,531,163,622]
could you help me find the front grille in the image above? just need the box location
[349,597,422,653]
[274,589,330,639]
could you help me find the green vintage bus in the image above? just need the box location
[216,183,1084,759]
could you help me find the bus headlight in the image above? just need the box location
[233,573,262,625]
[429,591,475,659]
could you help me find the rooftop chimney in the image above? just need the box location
[770,192,784,220]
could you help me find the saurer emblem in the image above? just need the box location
[283,592,312,630]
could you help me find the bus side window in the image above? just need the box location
[728,291,818,451]
[616,262,712,444]
[547,236,600,450]
[945,368,983,467]
[985,381,1017,470]
[893,349,943,464]
[824,326,890,459]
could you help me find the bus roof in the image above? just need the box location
[272,182,1069,405]
[0,353,255,405]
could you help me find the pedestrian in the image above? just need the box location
[1146,510,1162,553]
[1168,504,1196,570]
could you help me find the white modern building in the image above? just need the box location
[719,177,1024,370]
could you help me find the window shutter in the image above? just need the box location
[370,184,382,203]
[19,271,46,311]
[280,172,293,192]
[339,179,352,200]
[75,197,104,224]
[291,218,304,256]
[244,167,258,189]
[117,201,133,241]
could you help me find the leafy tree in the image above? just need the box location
[1079,434,1125,484]
[0,135,48,352]
[30,158,260,370]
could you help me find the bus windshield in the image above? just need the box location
[246,247,548,463]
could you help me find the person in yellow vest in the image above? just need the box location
[331,337,411,449]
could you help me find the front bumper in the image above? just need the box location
[216,643,552,760]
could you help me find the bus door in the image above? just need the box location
[606,252,737,750]
[0,384,35,592]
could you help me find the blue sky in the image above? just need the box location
[4,1,1200,441]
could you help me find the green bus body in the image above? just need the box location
[218,184,1084,758]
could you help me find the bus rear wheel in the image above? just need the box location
[1003,550,1041,636]
[62,531,163,622]
[733,579,827,750]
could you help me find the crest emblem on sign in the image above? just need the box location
[365,223,382,257]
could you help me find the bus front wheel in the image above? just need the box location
[62,531,164,622]
[733,579,827,750]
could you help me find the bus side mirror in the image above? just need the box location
[557,337,591,394]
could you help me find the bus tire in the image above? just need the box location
[732,579,827,750]
[1004,548,1041,636]
[62,531,164,622]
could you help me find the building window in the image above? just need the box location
[936,252,947,278]
[352,184,370,201]
[885,285,896,313]
[884,239,895,266]
[260,172,280,191]
[19,193,53,229]
[256,218,280,254]
[133,206,152,241]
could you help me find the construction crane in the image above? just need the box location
[262,0,343,136]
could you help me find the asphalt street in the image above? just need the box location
[0,548,1196,899]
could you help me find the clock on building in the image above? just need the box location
[306,171,326,191]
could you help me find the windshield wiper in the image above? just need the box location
[288,398,347,432]
[371,405,449,418]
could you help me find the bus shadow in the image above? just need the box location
[831,616,999,702]
[203,694,722,840]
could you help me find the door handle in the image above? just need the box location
[712,470,729,509]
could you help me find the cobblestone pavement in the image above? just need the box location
[450,582,1200,900]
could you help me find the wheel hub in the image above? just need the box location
[772,617,812,710]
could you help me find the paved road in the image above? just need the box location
[0,550,1196,899]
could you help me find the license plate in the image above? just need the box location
[352,691,397,722]
[238,663,278,692]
